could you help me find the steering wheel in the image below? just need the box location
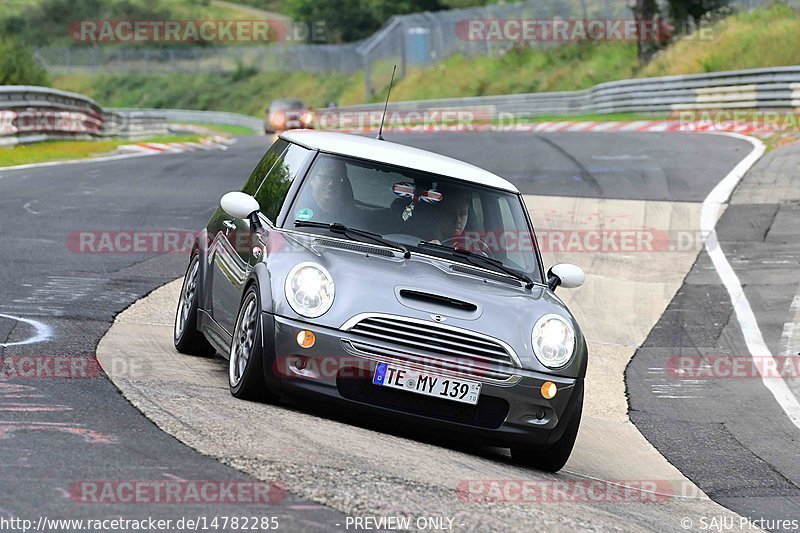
[439,236,494,257]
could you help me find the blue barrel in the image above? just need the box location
[405,27,431,67]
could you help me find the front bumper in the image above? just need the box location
[264,313,583,448]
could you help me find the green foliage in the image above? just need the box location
[221,0,286,11]
[0,37,50,85]
[667,0,732,27]
[50,3,800,113]
[0,0,258,46]
[0,0,171,46]
[53,67,357,115]
[287,0,445,43]
[642,2,800,76]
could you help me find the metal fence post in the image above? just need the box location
[363,52,372,101]
[400,20,407,80]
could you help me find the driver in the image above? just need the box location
[296,157,356,224]
[429,190,470,245]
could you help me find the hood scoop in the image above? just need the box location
[398,289,478,315]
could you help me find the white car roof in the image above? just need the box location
[280,130,518,193]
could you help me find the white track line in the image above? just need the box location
[779,286,800,357]
[0,150,159,173]
[704,132,800,429]
[0,313,52,347]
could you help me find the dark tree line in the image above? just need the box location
[667,0,733,27]
[286,0,498,43]
[630,0,732,62]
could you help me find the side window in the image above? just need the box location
[254,143,311,222]
[241,139,288,196]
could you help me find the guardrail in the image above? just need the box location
[0,86,170,146]
[316,66,800,123]
[0,85,262,145]
[111,108,262,132]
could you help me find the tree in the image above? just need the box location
[667,0,732,29]
[287,0,446,43]
[0,38,50,86]
[630,0,662,63]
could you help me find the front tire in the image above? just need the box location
[510,392,583,473]
[228,285,279,403]
[174,255,215,356]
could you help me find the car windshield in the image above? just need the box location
[271,100,305,111]
[284,153,542,282]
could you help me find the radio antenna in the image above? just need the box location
[376,64,397,141]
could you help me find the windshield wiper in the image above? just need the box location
[418,240,534,289]
[294,220,411,259]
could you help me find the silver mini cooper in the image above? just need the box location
[174,130,587,472]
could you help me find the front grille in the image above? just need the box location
[337,366,509,429]
[342,340,514,381]
[344,314,519,380]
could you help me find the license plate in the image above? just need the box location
[372,362,481,405]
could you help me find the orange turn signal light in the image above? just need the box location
[296,330,315,348]
[541,381,557,399]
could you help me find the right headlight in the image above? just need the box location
[284,262,335,318]
[531,314,575,369]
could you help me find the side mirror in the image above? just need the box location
[220,191,260,220]
[547,263,585,291]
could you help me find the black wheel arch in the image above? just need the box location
[244,264,281,395]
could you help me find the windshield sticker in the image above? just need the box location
[392,182,416,199]
[296,208,313,221]
[419,188,442,204]
[392,182,443,205]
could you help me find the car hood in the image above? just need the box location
[262,229,586,376]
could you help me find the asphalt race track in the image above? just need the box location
[1,132,797,531]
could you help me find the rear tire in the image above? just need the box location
[228,285,279,403]
[510,392,583,473]
[174,255,215,356]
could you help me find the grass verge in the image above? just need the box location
[176,122,258,136]
[0,135,201,168]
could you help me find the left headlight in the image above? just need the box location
[531,314,575,369]
[284,262,335,318]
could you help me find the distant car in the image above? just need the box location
[174,130,587,472]
[264,99,314,133]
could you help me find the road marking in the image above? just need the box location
[0,421,117,443]
[780,287,800,357]
[703,132,800,429]
[0,136,235,174]
[22,200,40,215]
[0,313,52,347]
